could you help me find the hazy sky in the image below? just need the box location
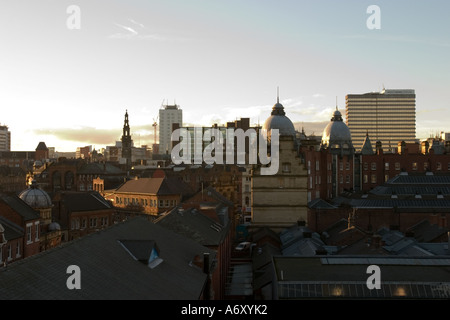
[1,0,449,152]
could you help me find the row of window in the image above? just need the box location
[79,184,93,191]
[70,217,109,230]
[0,242,21,263]
[115,197,178,208]
[309,175,352,188]
[363,162,450,171]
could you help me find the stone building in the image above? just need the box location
[251,97,308,230]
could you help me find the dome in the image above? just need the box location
[19,180,53,209]
[48,222,61,231]
[262,98,296,137]
[321,109,353,149]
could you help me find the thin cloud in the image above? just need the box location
[340,34,450,48]
[108,19,191,42]
[33,124,157,147]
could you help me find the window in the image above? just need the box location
[385,162,389,170]
[339,162,343,171]
[363,174,368,184]
[424,162,429,171]
[385,174,389,182]
[448,162,450,170]
[315,161,320,171]
[437,162,442,171]
[26,224,32,243]
[101,217,108,226]
[363,162,368,170]
[346,175,350,184]
[90,218,97,228]
[81,219,87,229]
[159,200,163,207]
[346,162,350,170]
[16,242,20,257]
[371,162,376,170]
[412,162,418,170]
[395,162,401,171]
[339,175,343,183]
[7,244,12,261]
[165,200,169,207]
[371,174,377,184]
[35,222,39,241]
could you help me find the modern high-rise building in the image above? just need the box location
[346,89,416,152]
[159,103,182,155]
[0,125,11,152]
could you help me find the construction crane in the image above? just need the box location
[152,116,158,145]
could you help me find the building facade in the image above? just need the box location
[159,103,182,155]
[0,125,11,152]
[251,98,308,230]
[346,89,416,152]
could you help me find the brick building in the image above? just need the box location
[0,193,40,265]
[52,191,116,242]
[106,175,193,217]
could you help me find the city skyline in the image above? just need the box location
[1,1,449,152]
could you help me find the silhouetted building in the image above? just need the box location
[121,110,132,171]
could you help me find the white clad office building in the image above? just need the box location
[345,89,416,152]
[159,104,182,155]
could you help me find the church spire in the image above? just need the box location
[121,109,132,172]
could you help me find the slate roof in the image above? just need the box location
[60,191,112,212]
[77,162,124,175]
[407,220,448,242]
[154,207,229,246]
[115,177,192,196]
[0,216,23,240]
[0,217,215,300]
[0,193,40,221]
[370,173,450,196]
[308,198,337,209]
[272,255,450,299]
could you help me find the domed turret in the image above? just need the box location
[48,222,61,231]
[262,95,296,139]
[19,180,52,209]
[321,108,353,150]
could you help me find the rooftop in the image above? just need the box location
[0,217,215,300]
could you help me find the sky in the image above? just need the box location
[1,0,449,152]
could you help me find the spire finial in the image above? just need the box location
[336,96,338,110]
[277,86,279,104]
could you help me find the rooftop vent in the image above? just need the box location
[210,223,223,232]
[118,239,163,268]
